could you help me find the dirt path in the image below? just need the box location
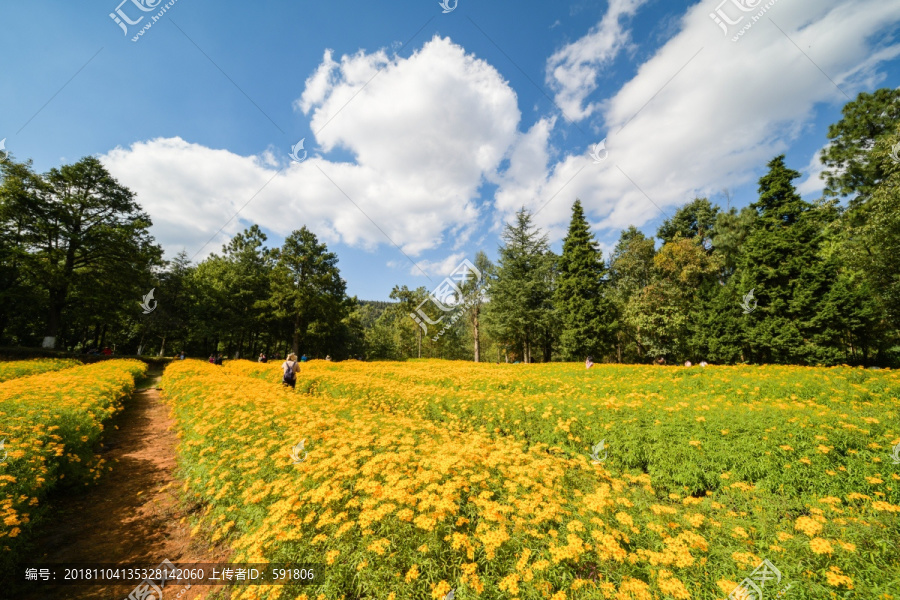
[22,369,227,600]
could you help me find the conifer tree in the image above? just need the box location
[489,208,557,362]
[739,156,836,363]
[555,200,615,360]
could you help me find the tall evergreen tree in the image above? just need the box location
[608,226,656,362]
[739,155,836,363]
[489,208,556,362]
[555,200,615,360]
[270,227,348,356]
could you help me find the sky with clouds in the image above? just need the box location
[2,0,898,300]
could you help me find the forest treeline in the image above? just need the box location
[1,89,898,365]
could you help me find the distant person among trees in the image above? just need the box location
[258,353,268,363]
[215,354,223,366]
[179,351,186,360]
[101,347,112,356]
[325,355,332,361]
[209,354,216,364]
[300,354,308,363]
[585,356,594,369]
[282,353,300,388]
[657,357,666,365]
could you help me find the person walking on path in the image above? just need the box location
[282,353,300,388]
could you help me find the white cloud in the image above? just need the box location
[511,0,900,241]
[390,252,467,278]
[546,0,650,122]
[103,36,521,262]
[797,144,829,197]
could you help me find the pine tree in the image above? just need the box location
[555,200,616,360]
[488,208,557,362]
[739,156,836,363]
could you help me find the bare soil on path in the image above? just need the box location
[21,368,227,600]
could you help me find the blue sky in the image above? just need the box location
[2,0,898,300]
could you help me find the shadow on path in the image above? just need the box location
[21,368,227,600]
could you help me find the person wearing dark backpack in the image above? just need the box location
[282,353,299,388]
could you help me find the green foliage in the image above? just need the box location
[656,197,719,248]
[821,87,900,203]
[488,208,558,362]
[555,200,616,361]
[739,156,839,363]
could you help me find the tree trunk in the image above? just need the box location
[292,314,301,355]
[44,286,67,349]
[473,309,480,362]
[158,335,166,357]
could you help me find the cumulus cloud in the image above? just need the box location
[511,0,900,240]
[546,0,650,122]
[103,36,521,261]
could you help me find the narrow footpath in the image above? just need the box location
[22,367,227,600]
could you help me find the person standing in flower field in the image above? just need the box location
[282,353,300,388]
[585,356,594,369]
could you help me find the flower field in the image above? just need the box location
[0,357,81,383]
[163,360,900,599]
[0,359,146,572]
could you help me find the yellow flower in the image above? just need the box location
[825,566,853,589]
[431,581,452,600]
[793,516,823,536]
[809,537,833,555]
[405,564,419,582]
[498,573,520,594]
